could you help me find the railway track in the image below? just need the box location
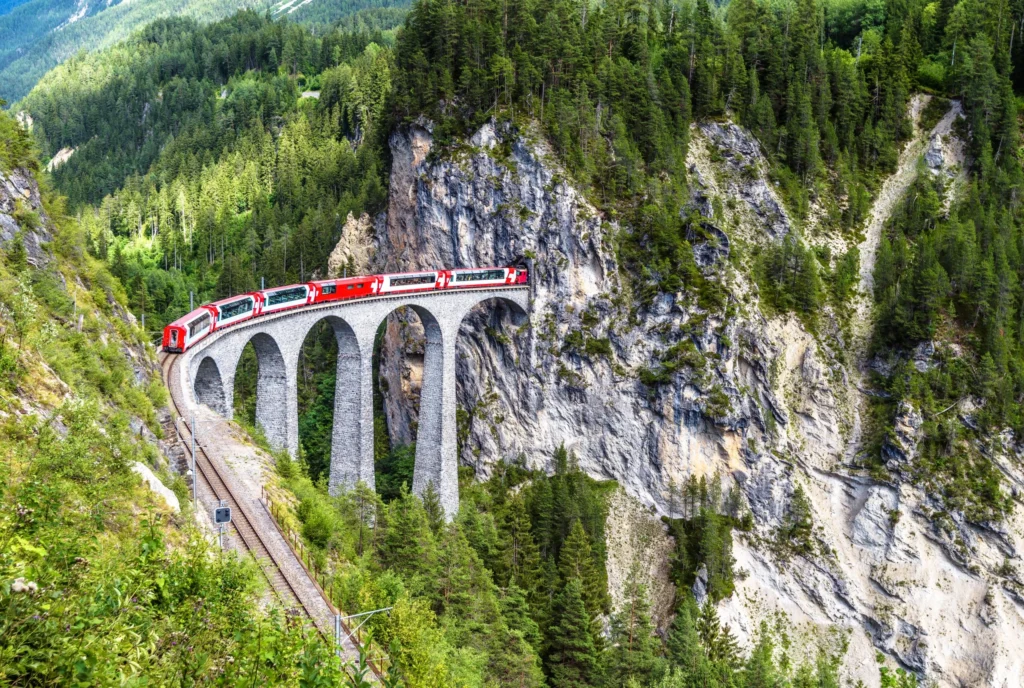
[159,351,309,617]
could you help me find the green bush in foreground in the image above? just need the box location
[0,400,344,685]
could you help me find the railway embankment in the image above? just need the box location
[161,352,365,660]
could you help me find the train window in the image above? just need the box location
[454,269,506,282]
[219,297,253,320]
[346,284,355,290]
[267,287,307,306]
[390,274,435,286]
[322,284,336,295]
[170,330,179,345]
[188,313,210,337]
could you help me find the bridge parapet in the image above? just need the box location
[178,287,529,518]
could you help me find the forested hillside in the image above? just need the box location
[7,0,1024,684]
[0,0,409,103]
[0,106,352,684]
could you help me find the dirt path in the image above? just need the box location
[844,95,961,461]
[851,94,928,354]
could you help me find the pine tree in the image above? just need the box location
[379,485,438,592]
[783,483,814,555]
[744,621,782,688]
[666,595,715,686]
[606,572,663,687]
[699,511,735,602]
[435,522,477,618]
[487,625,546,688]
[545,578,601,688]
[529,476,555,558]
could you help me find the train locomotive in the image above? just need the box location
[161,266,528,353]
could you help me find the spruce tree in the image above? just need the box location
[545,578,601,688]
[528,475,555,555]
[783,483,814,555]
[744,621,782,688]
[559,518,605,616]
[500,495,543,590]
[501,583,543,651]
[379,485,437,593]
[421,481,445,536]
[696,600,740,669]
[667,596,703,675]
[487,625,546,688]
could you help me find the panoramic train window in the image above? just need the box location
[321,284,336,295]
[454,270,506,282]
[219,297,254,320]
[267,287,308,306]
[391,274,435,286]
[188,313,210,337]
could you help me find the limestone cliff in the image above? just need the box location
[363,114,1024,687]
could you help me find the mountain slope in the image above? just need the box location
[0,0,277,102]
[0,0,406,103]
[0,106,350,682]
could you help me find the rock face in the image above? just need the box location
[0,167,52,268]
[379,119,779,508]
[326,211,375,278]
[375,117,1024,687]
[882,401,923,475]
[697,122,791,238]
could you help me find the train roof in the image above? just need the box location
[313,274,377,284]
[386,268,442,276]
[450,265,511,272]
[207,293,258,308]
[167,306,214,328]
[259,282,310,293]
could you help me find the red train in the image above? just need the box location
[162,266,528,353]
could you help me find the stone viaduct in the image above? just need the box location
[176,287,530,518]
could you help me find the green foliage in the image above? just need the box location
[0,0,409,103]
[866,18,1024,520]
[19,12,392,342]
[880,663,919,688]
[606,572,666,686]
[545,578,600,688]
[777,483,816,556]
[666,474,739,604]
[377,444,417,502]
[755,233,824,323]
[0,107,36,172]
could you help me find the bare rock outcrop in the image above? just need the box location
[326,211,375,278]
[0,167,52,268]
[375,115,1024,687]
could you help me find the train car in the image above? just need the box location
[447,266,527,288]
[311,275,380,304]
[377,270,446,295]
[254,284,316,316]
[208,293,258,330]
[162,306,216,353]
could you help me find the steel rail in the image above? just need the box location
[159,351,315,623]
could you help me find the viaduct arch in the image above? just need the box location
[181,287,529,518]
